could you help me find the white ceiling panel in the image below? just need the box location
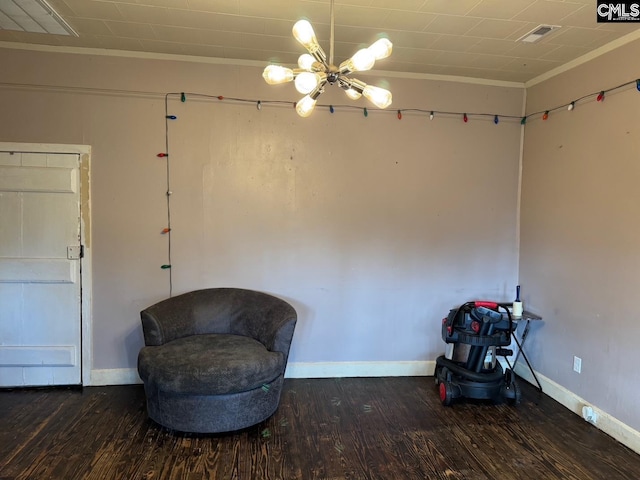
[0,0,636,83]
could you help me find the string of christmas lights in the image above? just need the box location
[521,77,640,124]
[156,78,639,296]
[158,94,176,296]
[162,91,526,123]
[161,76,639,127]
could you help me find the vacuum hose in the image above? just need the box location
[436,355,504,383]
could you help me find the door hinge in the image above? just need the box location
[67,245,84,260]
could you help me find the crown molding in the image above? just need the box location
[0,41,523,89]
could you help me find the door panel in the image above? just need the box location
[0,151,82,386]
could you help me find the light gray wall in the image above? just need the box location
[0,47,523,372]
[520,38,640,430]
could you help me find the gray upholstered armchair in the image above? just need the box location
[137,288,297,433]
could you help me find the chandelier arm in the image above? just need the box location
[310,79,328,100]
[307,47,329,68]
[339,77,367,93]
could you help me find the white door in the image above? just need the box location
[0,150,82,386]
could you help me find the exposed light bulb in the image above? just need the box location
[295,95,318,117]
[568,101,575,111]
[368,38,393,60]
[292,20,317,50]
[298,54,316,70]
[292,20,327,63]
[262,65,294,85]
[344,88,362,100]
[295,72,320,94]
[340,48,375,73]
[363,85,392,109]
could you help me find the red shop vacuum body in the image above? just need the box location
[435,301,521,406]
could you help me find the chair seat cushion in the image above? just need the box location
[138,334,284,395]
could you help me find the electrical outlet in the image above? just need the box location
[582,405,597,424]
[573,356,582,373]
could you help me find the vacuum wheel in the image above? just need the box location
[435,366,450,386]
[504,369,522,405]
[506,381,521,406]
[439,382,454,406]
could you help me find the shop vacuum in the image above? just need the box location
[435,301,521,406]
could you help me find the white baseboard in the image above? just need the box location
[285,360,435,378]
[514,363,640,455]
[90,368,141,386]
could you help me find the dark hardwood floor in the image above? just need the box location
[1,377,638,480]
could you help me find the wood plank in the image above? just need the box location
[1,378,640,479]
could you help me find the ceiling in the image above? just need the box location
[1,0,638,84]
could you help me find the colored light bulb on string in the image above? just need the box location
[161,264,171,269]
[157,153,168,157]
[543,111,549,120]
[397,110,402,120]
[181,92,186,102]
[429,111,434,120]
[217,96,224,100]
[463,113,468,123]
[597,91,605,102]
[494,115,499,124]
[330,105,334,114]
[256,101,262,110]
[166,115,177,120]
[520,117,527,125]
[161,227,171,234]
[568,102,575,111]
[364,108,368,117]
[637,79,640,91]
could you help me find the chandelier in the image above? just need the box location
[262,0,393,117]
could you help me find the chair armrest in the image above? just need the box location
[140,289,297,351]
[140,291,206,345]
[232,300,297,358]
[140,309,167,346]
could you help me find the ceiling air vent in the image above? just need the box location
[517,25,560,44]
[0,0,77,36]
